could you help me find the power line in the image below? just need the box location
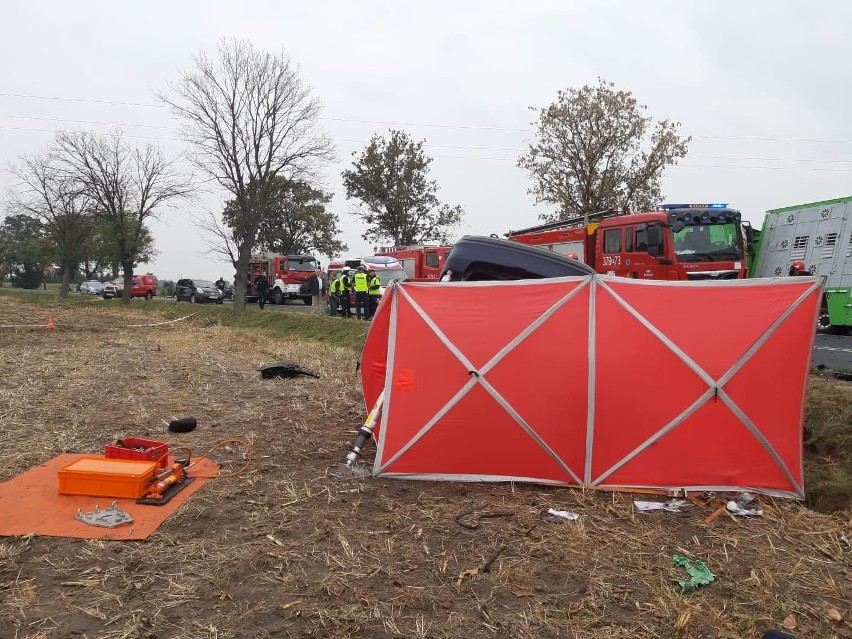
[0,117,528,152]
[3,103,852,171]
[0,91,167,109]
[325,115,528,132]
[0,91,530,132]
[3,126,851,170]
[6,118,852,165]
[697,134,852,145]
[5,114,172,130]
[689,154,852,165]
[672,163,850,173]
[6,90,852,145]
[0,124,184,143]
[335,137,524,152]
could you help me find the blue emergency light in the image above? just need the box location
[660,203,729,210]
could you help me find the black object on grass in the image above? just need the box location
[169,417,198,433]
[258,362,321,379]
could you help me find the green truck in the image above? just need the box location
[751,196,852,333]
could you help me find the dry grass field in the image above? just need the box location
[0,297,850,639]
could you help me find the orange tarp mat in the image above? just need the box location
[0,454,219,540]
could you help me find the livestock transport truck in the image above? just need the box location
[752,196,852,333]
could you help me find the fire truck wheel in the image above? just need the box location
[273,289,284,305]
[302,296,311,305]
[145,291,153,301]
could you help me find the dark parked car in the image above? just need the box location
[174,279,224,304]
[440,235,595,281]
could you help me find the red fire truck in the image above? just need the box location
[374,245,452,280]
[246,253,317,305]
[506,204,755,280]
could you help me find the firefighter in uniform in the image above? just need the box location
[353,265,369,320]
[339,268,353,318]
[788,260,812,276]
[253,269,269,310]
[328,272,341,317]
[367,269,382,320]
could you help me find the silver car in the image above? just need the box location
[79,280,104,295]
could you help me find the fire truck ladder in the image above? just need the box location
[506,209,629,237]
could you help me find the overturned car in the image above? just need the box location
[439,235,595,282]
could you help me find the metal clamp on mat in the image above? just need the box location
[75,502,134,528]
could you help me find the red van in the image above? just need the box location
[102,273,158,300]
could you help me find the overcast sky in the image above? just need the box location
[2,1,850,282]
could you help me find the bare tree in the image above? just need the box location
[9,153,95,297]
[53,130,190,303]
[160,37,334,311]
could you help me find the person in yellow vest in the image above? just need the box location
[367,269,381,320]
[328,272,341,317]
[353,265,369,320]
[339,268,353,318]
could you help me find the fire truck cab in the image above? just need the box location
[247,253,317,305]
[507,204,754,281]
[374,245,452,280]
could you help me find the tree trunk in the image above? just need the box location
[233,246,252,312]
[59,259,73,298]
[122,264,134,305]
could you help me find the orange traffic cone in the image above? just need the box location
[46,314,55,330]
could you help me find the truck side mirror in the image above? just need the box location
[743,222,755,256]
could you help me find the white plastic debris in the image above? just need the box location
[725,500,763,517]
[546,508,579,521]
[840,532,850,547]
[634,499,690,513]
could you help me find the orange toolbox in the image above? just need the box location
[104,438,169,469]
[58,457,159,499]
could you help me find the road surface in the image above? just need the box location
[812,333,852,373]
[24,291,852,372]
[250,300,852,372]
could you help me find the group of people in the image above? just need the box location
[248,265,381,318]
[328,265,382,320]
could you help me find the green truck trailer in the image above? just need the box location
[751,196,852,332]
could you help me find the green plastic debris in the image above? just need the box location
[671,554,716,592]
